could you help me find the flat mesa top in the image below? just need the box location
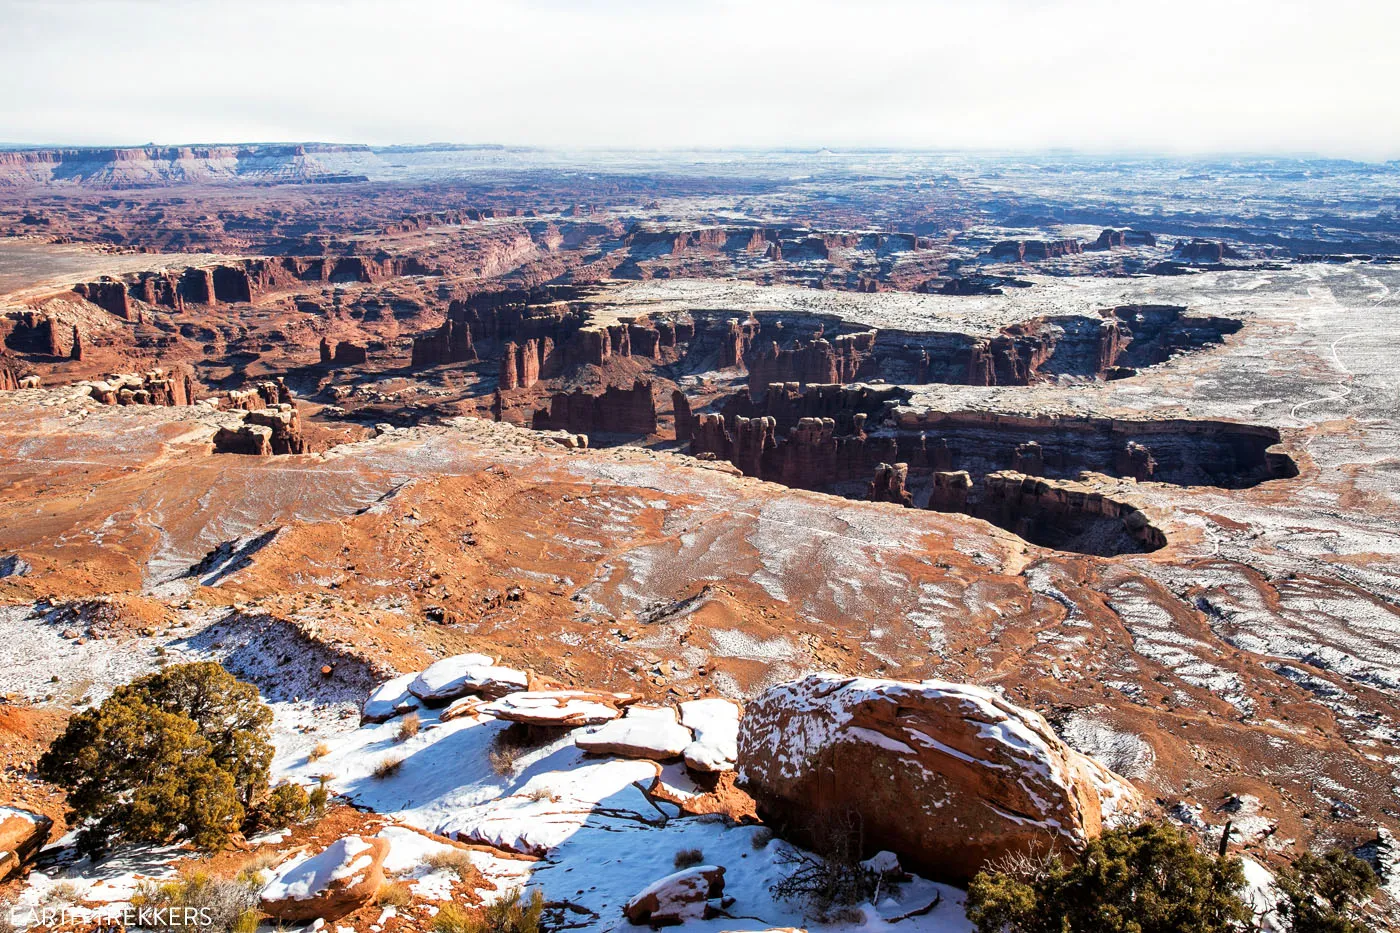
[584,275,1254,335]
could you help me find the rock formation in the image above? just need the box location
[988,239,1084,262]
[1175,239,1246,262]
[532,380,657,436]
[623,865,727,926]
[1087,229,1156,250]
[736,673,1144,881]
[672,390,693,442]
[321,338,368,367]
[410,318,477,366]
[213,404,305,455]
[260,835,390,922]
[867,462,913,506]
[0,806,53,882]
[71,280,131,319]
[82,369,195,406]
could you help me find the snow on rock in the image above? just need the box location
[373,825,522,902]
[0,806,53,881]
[483,690,631,726]
[680,698,740,772]
[736,672,1145,882]
[267,692,972,932]
[362,673,422,723]
[438,757,663,855]
[861,851,902,875]
[622,864,726,926]
[408,653,528,704]
[260,835,389,922]
[576,705,693,760]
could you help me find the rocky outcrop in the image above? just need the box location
[500,339,542,390]
[82,368,195,406]
[736,673,1144,882]
[672,390,693,442]
[966,470,1166,554]
[623,865,727,926]
[214,404,305,456]
[0,807,53,882]
[411,318,477,366]
[1087,229,1156,250]
[576,705,693,760]
[223,379,292,412]
[988,239,1084,262]
[72,280,132,319]
[212,423,273,456]
[408,653,528,704]
[1175,239,1245,262]
[532,380,657,436]
[868,462,913,506]
[260,835,389,923]
[246,405,307,455]
[928,470,972,512]
[744,331,875,397]
[320,338,368,367]
[482,690,635,726]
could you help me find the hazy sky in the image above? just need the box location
[2,0,1397,158]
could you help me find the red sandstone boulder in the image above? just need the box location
[0,806,53,881]
[736,673,1144,882]
[260,835,389,922]
[623,865,726,926]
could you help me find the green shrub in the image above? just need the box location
[308,781,330,815]
[1276,850,1378,933]
[966,823,1251,933]
[252,781,310,831]
[433,903,475,933]
[433,888,544,933]
[38,662,273,856]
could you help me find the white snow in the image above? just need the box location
[482,690,625,725]
[362,673,421,722]
[680,698,740,772]
[576,705,693,759]
[408,653,501,702]
[261,835,376,903]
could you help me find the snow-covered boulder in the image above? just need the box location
[409,653,527,704]
[576,705,693,760]
[623,865,726,926]
[680,698,740,772]
[439,758,661,855]
[260,834,389,922]
[361,673,421,723]
[0,806,53,881]
[482,690,631,726]
[736,673,1145,882]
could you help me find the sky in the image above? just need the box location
[1,0,1397,159]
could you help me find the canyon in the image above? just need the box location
[0,147,1398,930]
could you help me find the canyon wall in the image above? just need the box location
[532,380,657,436]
